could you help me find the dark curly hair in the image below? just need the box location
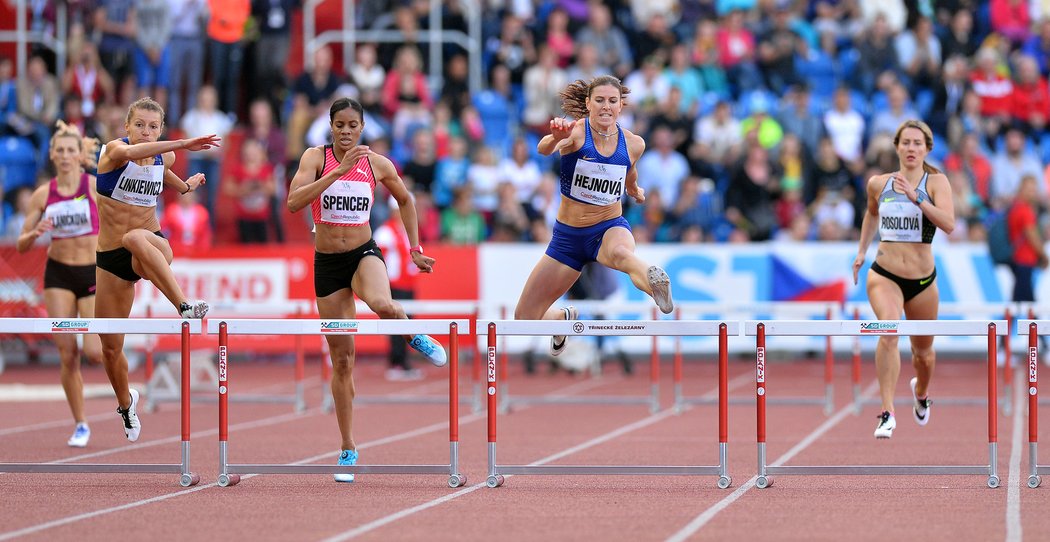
[559,76,631,120]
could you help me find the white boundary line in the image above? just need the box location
[664,380,881,542]
[320,373,754,542]
[1006,367,1024,542]
[0,376,617,540]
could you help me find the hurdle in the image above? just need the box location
[144,301,317,413]
[321,300,482,413]
[673,301,840,415]
[496,301,667,414]
[212,318,468,488]
[1018,320,1050,488]
[846,302,1015,415]
[748,319,1006,489]
[483,319,735,489]
[0,318,202,487]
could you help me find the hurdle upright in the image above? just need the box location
[748,319,1005,489]
[211,318,468,488]
[483,318,736,489]
[1018,320,1050,488]
[0,318,202,487]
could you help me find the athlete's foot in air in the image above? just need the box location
[647,266,673,314]
[409,334,447,367]
[179,300,209,319]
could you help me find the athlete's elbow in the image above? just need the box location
[940,221,955,235]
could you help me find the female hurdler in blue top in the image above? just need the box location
[94,97,221,442]
[515,76,674,357]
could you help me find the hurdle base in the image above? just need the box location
[225,464,455,475]
[765,465,992,475]
[493,464,725,476]
[0,463,185,474]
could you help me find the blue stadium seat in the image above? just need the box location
[0,136,38,192]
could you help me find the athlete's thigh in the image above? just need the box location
[316,287,357,354]
[595,225,636,270]
[93,271,136,318]
[350,256,393,309]
[904,283,939,350]
[866,270,905,320]
[515,255,581,320]
[44,288,78,350]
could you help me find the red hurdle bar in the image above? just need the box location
[752,319,1003,489]
[485,318,733,489]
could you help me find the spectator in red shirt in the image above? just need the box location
[161,190,213,254]
[990,0,1031,47]
[1010,55,1050,133]
[970,47,1013,123]
[1006,174,1048,302]
[224,138,276,243]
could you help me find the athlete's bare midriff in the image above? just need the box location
[96,194,161,251]
[556,195,623,227]
[314,223,374,254]
[874,241,935,278]
[48,235,98,265]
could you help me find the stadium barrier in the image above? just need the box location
[748,319,1006,489]
[211,318,469,488]
[0,318,201,487]
[482,318,735,489]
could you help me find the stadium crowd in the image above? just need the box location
[2,0,1050,248]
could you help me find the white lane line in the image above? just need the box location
[320,373,754,542]
[664,380,881,542]
[0,376,616,539]
[0,376,320,437]
[1006,368,1024,542]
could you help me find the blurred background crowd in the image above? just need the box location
[1,0,1049,250]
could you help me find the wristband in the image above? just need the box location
[914,192,926,206]
[410,245,424,255]
[180,183,191,195]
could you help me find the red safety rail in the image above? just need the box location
[756,323,766,445]
[719,322,728,446]
[219,322,229,443]
[449,322,460,446]
[488,322,497,444]
[181,322,192,443]
[989,323,998,446]
[1029,322,1039,446]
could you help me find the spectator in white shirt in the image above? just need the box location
[636,126,690,210]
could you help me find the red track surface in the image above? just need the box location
[0,353,1047,541]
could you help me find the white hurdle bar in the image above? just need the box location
[672,302,841,415]
[494,301,669,414]
[0,318,203,487]
[846,302,1016,415]
[483,319,736,489]
[747,319,1006,489]
[322,300,482,413]
[209,318,469,488]
[1017,320,1049,488]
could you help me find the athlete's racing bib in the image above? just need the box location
[569,159,627,206]
[319,180,373,225]
[45,197,93,238]
[879,201,923,242]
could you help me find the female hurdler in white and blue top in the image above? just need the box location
[516,76,674,357]
[94,97,220,442]
[852,120,955,439]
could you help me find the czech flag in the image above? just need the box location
[771,255,846,302]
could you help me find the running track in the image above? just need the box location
[0,355,1046,541]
